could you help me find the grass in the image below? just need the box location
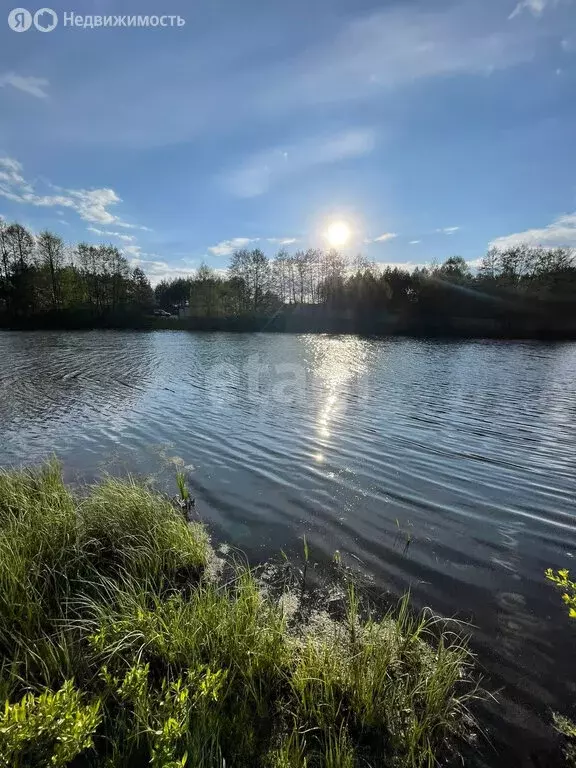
[0,461,478,767]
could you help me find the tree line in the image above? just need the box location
[154,244,576,326]
[1,218,575,334]
[0,220,153,317]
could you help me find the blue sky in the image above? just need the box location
[1,0,575,283]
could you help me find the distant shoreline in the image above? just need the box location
[2,311,576,340]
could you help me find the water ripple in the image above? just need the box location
[2,330,576,762]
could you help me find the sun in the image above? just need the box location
[325,220,351,248]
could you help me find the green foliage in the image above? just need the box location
[176,470,190,503]
[0,679,101,767]
[553,713,576,767]
[79,476,207,582]
[546,568,576,619]
[0,462,477,767]
[546,569,576,765]
[0,219,155,318]
[0,460,209,682]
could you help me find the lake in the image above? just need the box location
[2,330,576,764]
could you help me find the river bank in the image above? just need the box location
[2,307,576,340]
[0,460,483,767]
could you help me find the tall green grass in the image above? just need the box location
[0,461,478,767]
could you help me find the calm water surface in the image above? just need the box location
[2,331,576,764]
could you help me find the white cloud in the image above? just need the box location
[267,237,298,245]
[123,245,144,258]
[0,157,31,191]
[87,226,135,243]
[0,156,146,230]
[366,232,398,244]
[374,261,425,273]
[436,226,460,235]
[509,0,565,18]
[223,129,375,197]
[409,240,421,245]
[0,72,49,99]
[60,187,122,225]
[490,212,576,249]
[116,222,153,232]
[0,158,23,174]
[207,237,260,256]
[0,157,156,271]
[128,257,196,287]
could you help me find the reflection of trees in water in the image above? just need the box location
[0,331,156,428]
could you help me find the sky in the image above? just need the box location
[0,0,575,284]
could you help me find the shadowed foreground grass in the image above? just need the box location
[0,462,478,767]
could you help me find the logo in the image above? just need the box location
[7,7,58,32]
[33,7,57,31]
[7,7,32,31]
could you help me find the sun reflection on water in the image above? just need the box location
[303,335,370,465]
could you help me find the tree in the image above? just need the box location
[0,219,11,311]
[36,230,64,310]
[4,223,33,270]
[229,249,271,312]
[102,246,130,311]
[437,256,471,281]
[478,248,499,281]
[77,243,104,311]
[271,250,291,304]
[496,245,532,286]
[293,250,309,304]
[3,223,35,314]
[190,264,223,316]
[130,267,154,311]
[0,219,9,281]
[154,277,192,310]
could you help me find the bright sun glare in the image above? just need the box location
[325,220,351,247]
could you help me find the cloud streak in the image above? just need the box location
[509,0,566,18]
[364,232,398,244]
[267,237,298,245]
[260,4,540,116]
[0,72,50,99]
[490,212,576,248]
[25,1,555,150]
[207,237,260,256]
[87,226,136,243]
[223,130,375,197]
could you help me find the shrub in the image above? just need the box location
[546,569,576,765]
[0,679,101,767]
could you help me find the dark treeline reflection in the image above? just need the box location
[2,218,576,336]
